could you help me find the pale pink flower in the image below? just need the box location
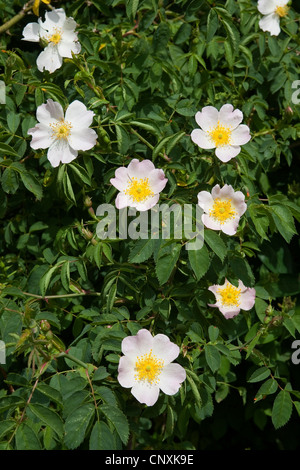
[208,279,256,319]
[28,99,97,167]
[197,184,247,235]
[118,329,186,406]
[191,104,251,162]
[110,159,168,211]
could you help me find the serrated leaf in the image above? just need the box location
[155,241,181,285]
[205,344,221,373]
[100,404,129,445]
[64,403,95,449]
[271,390,293,429]
[128,238,154,263]
[204,230,227,262]
[89,421,116,450]
[248,366,271,383]
[188,244,210,280]
[28,403,64,439]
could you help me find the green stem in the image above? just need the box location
[58,352,92,369]
[21,291,101,299]
[0,2,33,35]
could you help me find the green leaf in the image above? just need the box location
[89,421,117,450]
[254,378,278,401]
[188,244,210,280]
[186,371,202,409]
[19,171,43,200]
[1,167,19,194]
[28,404,64,439]
[205,344,221,373]
[64,403,95,449]
[128,238,154,263]
[100,404,129,445]
[269,204,297,243]
[15,422,42,450]
[248,366,271,383]
[0,143,19,158]
[207,8,219,41]
[155,241,181,285]
[271,390,293,429]
[204,230,227,262]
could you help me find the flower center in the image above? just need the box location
[47,28,62,45]
[209,198,237,224]
[49,119,72,140]
[134,350,164,385]
[208,121,232,147]
[217,284,241,307]
[275,5,289,17]
[125,177,154,203]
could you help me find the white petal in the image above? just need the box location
[230,125,251,146]
[219,305,241,319]
[117,356,135,388]
[36,99,64,126]
[47,139,77,167]
[215,145,241,162]
[218,104,244,130]
[22,22,40,42]
[28,124,53,149]
[115,192,131,210]
[202,214,222,231]
[131,382,160,406]
[65,101,94,129]
[68,127,97,151]
[240,288,256,311]
[220,218,239,235]
[197,190,214,212]
[151,334,180,365]
[232,191,247,217]
[36,45,63,73]
[110,167,130,192]
[41,8,66,31]
[259,13,281,36]
[191,129,215,149]
[121,329,153,359]
[134,194,160,212]
[257,0,277,15]
[57,39,81,58]
[194,107,219,131]
[212,183,234,200]
[159,363,186,395]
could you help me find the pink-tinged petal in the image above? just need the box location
[194,107,219,131]
[202,213,222,231]
[159,363,186,395]
[121,329,153,358]
[127,159,155,179]
[36,45,63,73]
[259,13,281,36]
[197,190,214,212]
[218,104,244,130]
[110,167,130,192]
[68,127,97,151]
[65,101,94,129]
[257,0,277,15]
[115,192,131,209]
[232,191,247,217]
[134,193,160,212]
[131,382,160,406]
[240,288,256,311]
[117,356,135,388]
[220,218,240,236]
[152,335,180,365]
[28,124,53,149]
[148,169,168,194]
[208,284,219,296]
[215,145,241,162]
[36,99,64,126]
[231,125,251,146]
[191,129,215,149]
[22,22,40,42]
[214,183,235,200]
[219,305,241,319]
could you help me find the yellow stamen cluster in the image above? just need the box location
[208,121,232,147]
[135,350,164,385]
[125,177,154,203]
[50,119,72,140]
[217,283,241,307]
[209,198,237,224]
[275,5,289,17]
[47,28,62,45]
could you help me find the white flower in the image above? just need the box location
[28,99,97,167]
[191,104,251,162]
[208,279,256,319]
[22,8,81,73]
[118,329,186,406]
[197,184,247,236]
[110,159,168,212]
[257,0,289,36]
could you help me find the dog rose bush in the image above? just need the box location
[0,0,299,451]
